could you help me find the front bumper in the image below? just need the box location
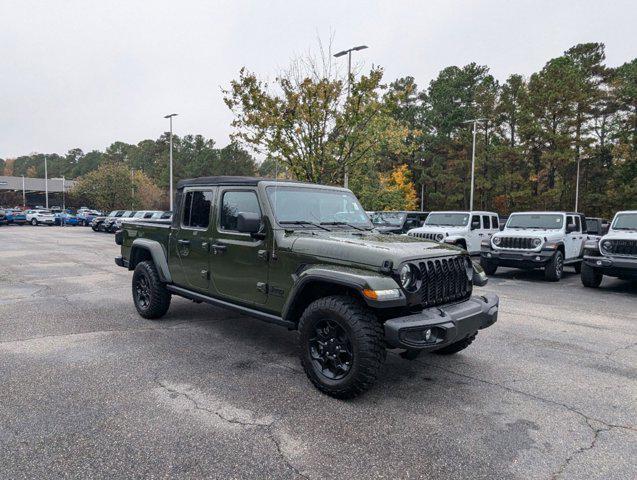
[114,256,129,268]
[481,248,554,268]
[583,255,637,278]
[384,294,498,350]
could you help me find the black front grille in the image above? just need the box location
[416,256,472,308]
[409,232,439,241]
[498,237,535,249]
[606,239,637,256]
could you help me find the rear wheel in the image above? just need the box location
[581,263,603,288]
[132,261,171,319]
[298,296,386,399]
[544,251,564,281]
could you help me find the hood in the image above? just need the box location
[409,225,467,236]
[601,230,637,241]
[374,226,403,234]
[286,230,462,268]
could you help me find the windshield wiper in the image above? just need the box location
[613,227,637,231]
[280,220,331,231]
[321,221,368,231]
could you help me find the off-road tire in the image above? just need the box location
[31,218,38,226]
[581,263,603,288]
[573,261,582,274]
[544,251,564,282]
[480,258,498,276]
[132,261,171,319]
[298,295,386,399]
[433,333,477,355]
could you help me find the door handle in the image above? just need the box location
[178,239,190,246]
[211,243,227,255]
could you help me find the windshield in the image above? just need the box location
[370,212,406,226]
[612,213,637,230]
[507,213,564,229]
[425,212,469,227]
[266,186,372,229]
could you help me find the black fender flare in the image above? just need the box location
[130,238,172,283]
[281,265,405,323]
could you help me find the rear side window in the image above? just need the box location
[482,215,489,229]
[220,191,261,231]
[491,216,498,229]
[182,190,213,229]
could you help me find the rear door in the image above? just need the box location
[208,187,268,305]
[169,188,214,292]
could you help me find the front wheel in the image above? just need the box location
[132,261,171,319]
[298,296,386,399]
[544,251,564,281]
[573,261,582,274]
[480,258,498,276]
[581,263,603,288]
[31,218,38,226]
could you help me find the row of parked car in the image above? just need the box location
[0,206,104,227]
[367,209,636,287]
[90,210,172,233]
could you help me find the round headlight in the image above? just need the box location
[602,240,612,252]
[493,236,501,246]
[532,238,542,248]
[435,233,444,241]
[399,264,414,289]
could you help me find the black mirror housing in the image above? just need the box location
[566,223,577,233]
[471,221,480,230]
[236,212,261,234]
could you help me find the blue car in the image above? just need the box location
[5,209,27,225]
[55,212,80,226]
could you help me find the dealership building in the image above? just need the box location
[0,175,76,208]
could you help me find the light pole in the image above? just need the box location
[334,45,368,188]
[44,155,49,209]
[463,119,485,211]
[22,175,26,207]
[164,113,178,211]
[62,176,65,211]
[574,157,581,212]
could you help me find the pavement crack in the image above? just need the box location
[154,379,309,479]
[550,418,613,479]
[414,357,636,432]
[605,341,637,363]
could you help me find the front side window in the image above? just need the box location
[425,212,470,227]
[220,190,261,231]
[507,214,564,230]
[183,190,213,229]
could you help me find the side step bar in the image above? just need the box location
[166,285,296,330]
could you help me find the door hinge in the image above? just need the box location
[256,282,268,294]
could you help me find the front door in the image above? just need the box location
[467,214,482,253]
[209,187,268,305]
[170,188,214,292]
[564,215,580,260]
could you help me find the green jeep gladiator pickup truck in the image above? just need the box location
[115,176,498,398]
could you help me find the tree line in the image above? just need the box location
[1,42,635,216]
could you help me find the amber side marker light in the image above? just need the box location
[362,289,401,301]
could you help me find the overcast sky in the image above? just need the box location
[1,0,635,159]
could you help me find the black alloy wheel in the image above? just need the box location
[134,274,151,310]
[309,319,354,380]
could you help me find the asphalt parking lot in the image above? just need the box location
[1,226,635,479]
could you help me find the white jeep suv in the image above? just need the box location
[407,211,500,255]
[481,211,587,281]
[581,210,637,287]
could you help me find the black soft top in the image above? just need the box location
[176,176,316,189]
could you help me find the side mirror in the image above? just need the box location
[236,212,262,235]
[471,261,488,286]
[566,223,577,233]
[471,221,481,230]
